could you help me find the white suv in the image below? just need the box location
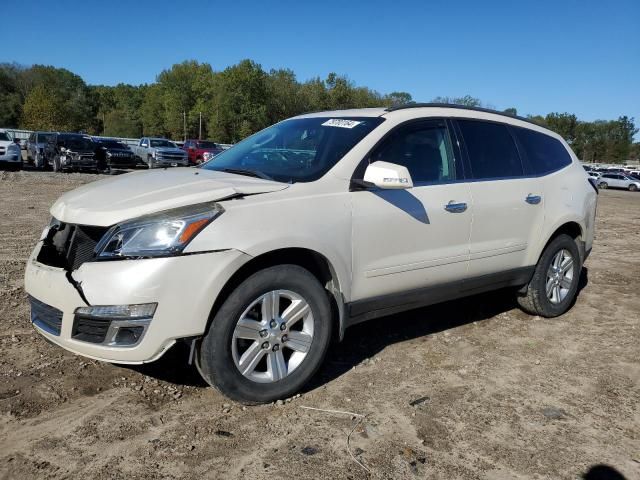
[25,105,597,403]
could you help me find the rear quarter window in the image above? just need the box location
[512,127,573,175]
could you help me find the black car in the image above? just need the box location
[94,138,139,169]
[45,133,99,172]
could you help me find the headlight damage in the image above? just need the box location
[36,202,224,271]
[95,201,224,258]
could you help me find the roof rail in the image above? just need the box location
[384,103,541,126]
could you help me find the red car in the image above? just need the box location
[182,139,224,165]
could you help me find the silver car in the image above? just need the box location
[26,131,56,169]
[597,173,640,191]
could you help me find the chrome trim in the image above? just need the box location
[444,201,467,213]
[525,194,542,205]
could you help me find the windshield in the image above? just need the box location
[196,141,218,149]
[36,133,55,143]
[150,139,176,148]
[202,117,384,183]
[100,140,128,149]
[62,136,94,150]
[0,132,11,141]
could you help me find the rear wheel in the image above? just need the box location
[598,182,608,189]
[196,265,332,404]
[628,184,638,192]
[517,234,581,317]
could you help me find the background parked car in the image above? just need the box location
[597,173,640,191]
[26,131,56,169]
[182,139,224,164]
[94,138,139,170]
[0,129,22,170]
[132,137,188,168]
[46,133,99,172]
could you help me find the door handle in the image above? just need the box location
[444,201,467,213]
[525,194,542,205]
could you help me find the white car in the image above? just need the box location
[24,105,597,403]
[597,173,640,191]
[0,129,22,170]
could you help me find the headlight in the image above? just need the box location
[95,202,223,259]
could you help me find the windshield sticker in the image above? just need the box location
[321,119,363,129]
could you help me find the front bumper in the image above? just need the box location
[24,244,250,364]
[0,153,22,164]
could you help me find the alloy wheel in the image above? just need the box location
[546,249,575,304]
[231,290,314,383]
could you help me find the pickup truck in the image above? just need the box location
[132,137,189,168]
[182,139,224,165]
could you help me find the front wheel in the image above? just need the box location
[629,184,638,192]
[517,234,581,317]
[52,155,62,172]
[598,182,608,189]
[196,265,333,404]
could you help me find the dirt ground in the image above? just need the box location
[0,170,638,480]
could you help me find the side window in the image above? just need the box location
[369,121,457,184]
[457,120,523,179]
[512,127,572,175]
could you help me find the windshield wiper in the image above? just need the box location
[222,168,275,181]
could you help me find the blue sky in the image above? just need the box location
[2,0,638,127]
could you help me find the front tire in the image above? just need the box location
[629,184,638,192]
[598,182,608,189]
[197,265,333,404]
[52,155,62,172]
[517,234,581,317]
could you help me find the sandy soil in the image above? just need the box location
[0,170,638,480]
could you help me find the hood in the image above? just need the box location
[50,168,289,226]
[153,146,184,154]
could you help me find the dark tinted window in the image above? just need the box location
[458,120,522,179]
[369,121,457,183]
[513,127,572,175]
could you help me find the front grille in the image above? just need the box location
[30,296,63,336]
[157,153,186,162]
[72,316,111,343]
[37,221,110,271]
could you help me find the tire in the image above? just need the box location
[196,265,333,404]
[52,155,62,172]
[598,182,608,189]
[147,155,154,169]
[517,234,582,317]
[629,184,638,192]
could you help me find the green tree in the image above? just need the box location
[432,95,482,107]
[545,113,578,144]
[22,84,72,131]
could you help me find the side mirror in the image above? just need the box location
[363,161,413,189]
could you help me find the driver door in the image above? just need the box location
[350,119,472,303]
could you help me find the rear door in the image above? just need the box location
[454,119,545,277]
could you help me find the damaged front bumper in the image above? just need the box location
[24,242,250,364]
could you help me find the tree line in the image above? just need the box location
[0,60,637,163]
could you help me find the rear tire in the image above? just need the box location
[629,184,638,192]
[196,265,332,404]
[598,182,608,189]
[517,234,581,317]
